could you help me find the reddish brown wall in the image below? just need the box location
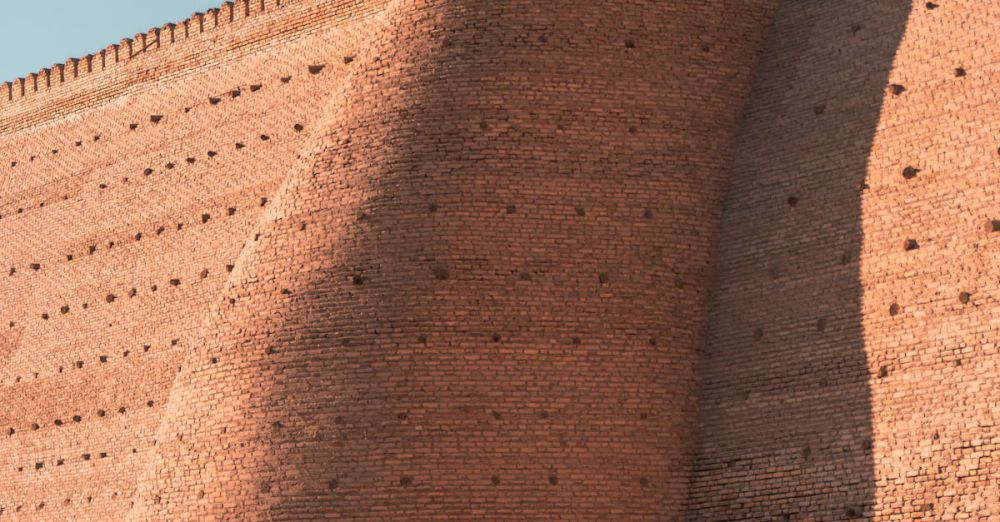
[684,1,959,520]
[0,1,385,518]
[849,1,1000,519]
[0,0,777,519]
[17,0,997,520]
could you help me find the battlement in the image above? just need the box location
[0,0,386,133]
[3,1,271,104]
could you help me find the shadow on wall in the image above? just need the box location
[131,0,789,519]
[685,1,913,520]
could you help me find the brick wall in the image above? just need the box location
[0,1,387,518]
[684,1,1000,520]
[25,0,993,520]
[130,0,778,519]
[684,1,911,519]
[0,0,776,519]
[859,1,1000,519]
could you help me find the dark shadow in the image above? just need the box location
[685,1,912,520]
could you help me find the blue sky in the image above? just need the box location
[0,0,222,81]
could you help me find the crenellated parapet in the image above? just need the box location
[0,0,389,133]
[3,1,276,104]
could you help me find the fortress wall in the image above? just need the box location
[683,0,910,519]
[5,0,993,519]
[0,1,389,518]
[121,0,778,519]
[685,1,1000,520]
[0,0,386,132]
[857,1,1000,518]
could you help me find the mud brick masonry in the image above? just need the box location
[0,0,994,519]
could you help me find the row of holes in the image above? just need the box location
[0,122,291,223]
[1,460,653,513]
[7,408,147,436]
[147,471,651,507]
[1,175,658,256]
[5,189,260,281]
[4,338,180,387]
[1,467,144,514]
[224,472,650,493]
[208,265,641,359]
[752,294,972,336]
[887,289,975,318]
[94,126,300,193]
[40,272,196,321]
[1,60,337,173]
[7,397,155,442]
[206,327,662,378]
[434,202,656,220]
[13,262,232,328]
[0,469,653,515]
[323,473,650,489]
[19,447,117,472]
[0,60,320,221]
[0,493,99,515]
[264,264,614,299]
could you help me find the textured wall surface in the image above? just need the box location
[0,0,777,519]
[859,1,1000,519]
[685,1,911,519]
[15,0,995,520]
[0,2,388,518]
[687,0,1000,521]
